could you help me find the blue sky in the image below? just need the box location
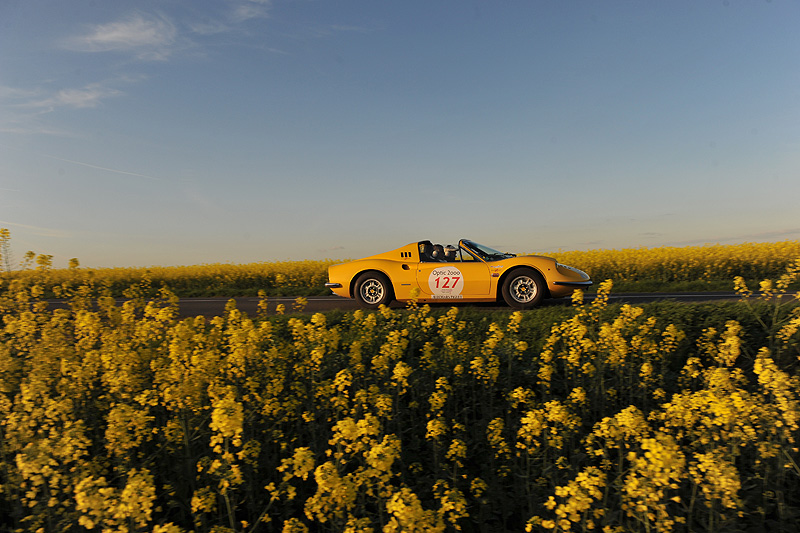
[1,1,799,268]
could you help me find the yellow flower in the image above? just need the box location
[385,488,443,532]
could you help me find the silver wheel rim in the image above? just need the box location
[509,275,538,303]
[360,279,385,304]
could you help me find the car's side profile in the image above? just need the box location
[325,239,592,309]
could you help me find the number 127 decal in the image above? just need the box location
[434,276,460,288]
[428,267,464,296]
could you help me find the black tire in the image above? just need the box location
[501,268,546,309]
[354,272,394,308]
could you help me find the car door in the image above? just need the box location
[416,259,491,299]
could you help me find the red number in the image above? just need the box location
[434,276,460,289]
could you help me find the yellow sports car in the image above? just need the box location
[325,239,592,309]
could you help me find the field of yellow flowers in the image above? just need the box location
[1,256,799,532]
[547,240,800,292]
[1,259,339,298]
[3,239,799,297]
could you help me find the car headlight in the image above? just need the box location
[557,263,589,279]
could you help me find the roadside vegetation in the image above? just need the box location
[1,229,799,297]
[548,240,800,293]
[1,223,799,531]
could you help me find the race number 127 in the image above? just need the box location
[434,276,460,289]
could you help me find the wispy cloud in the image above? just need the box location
[0,82,124,135]
[188,20,232,36]
[188,1,272,35]
[0,143,162,181]
[0,122,75,136]
[63,12,178,60]
[22,83,123,111]
[62,7,273,58]
[38,153,163,181]
[0,220,71,239]
[4,6,281,136]
[0,86,39,100]
[231,0,272,23]
[1,74,145,132]
[0,86,49,133]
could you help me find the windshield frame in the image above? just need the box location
[460,239,516,261]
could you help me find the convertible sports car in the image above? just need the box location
[325,239,592,309]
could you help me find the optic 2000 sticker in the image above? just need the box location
[428,267,464,299]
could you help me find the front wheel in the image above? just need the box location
[501,269,546,309]
[354,272,394,309]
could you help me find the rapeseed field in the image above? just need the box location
[1,257,799,531]
[3,239,799,297]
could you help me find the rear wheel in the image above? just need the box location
[354,272,393,309]
[501,269,545,309]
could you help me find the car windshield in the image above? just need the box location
[461,240,516,260]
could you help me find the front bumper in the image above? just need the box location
[325,282,343,289]
[552,281,593,287]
